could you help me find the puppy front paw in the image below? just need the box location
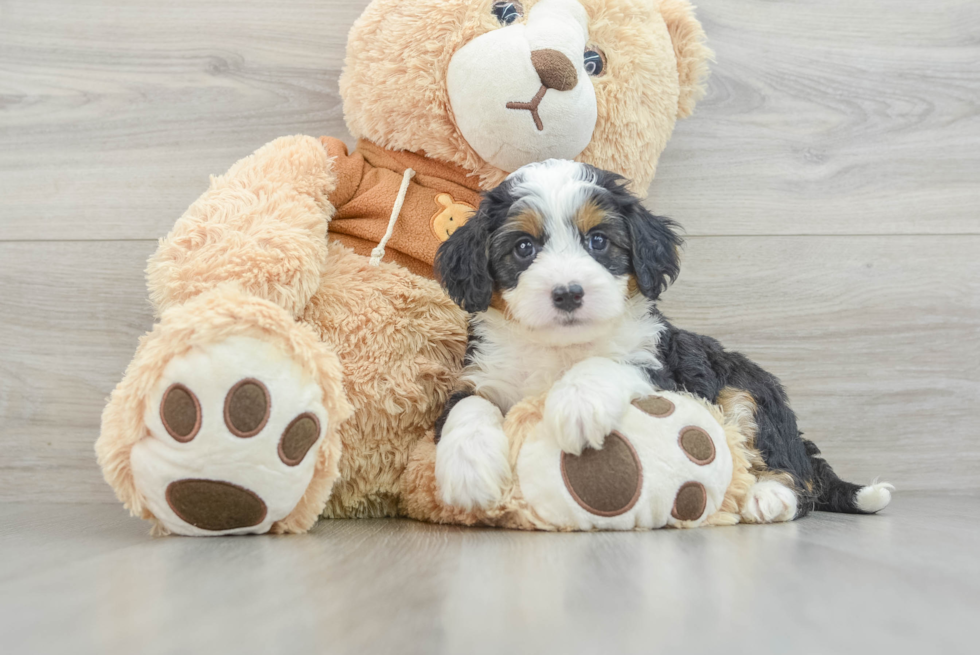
[545,358,653,455]
[546,385,617,455]
[435,397,511,511]
[740,479,798,524]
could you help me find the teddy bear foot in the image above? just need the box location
[98,286,351,536]
[131,334,332,536]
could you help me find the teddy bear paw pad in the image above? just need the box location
[166,479,268,531]
[560,431,643,517]
[131,335,330,536]
[631,395,675,418]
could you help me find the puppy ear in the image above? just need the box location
[624,204,682,300]
[590,166,683,300]
[435,202,496,313]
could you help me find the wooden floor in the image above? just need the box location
[0,493,976,654]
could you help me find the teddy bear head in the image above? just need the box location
[340,0,711,192]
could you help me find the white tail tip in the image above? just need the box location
[855,480,895,513]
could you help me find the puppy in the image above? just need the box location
[433,159,893,521]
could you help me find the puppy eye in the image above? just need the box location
[584,48,606,77]
[588,232,609,252]
[514,237,537,261]
[491,1,523,25]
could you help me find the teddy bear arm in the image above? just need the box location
[146,135,340,317]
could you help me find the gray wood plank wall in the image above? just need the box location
[1,0,978,502]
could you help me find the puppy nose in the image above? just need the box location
[531,49,578,91]
[552,284,584,312]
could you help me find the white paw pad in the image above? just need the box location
[741,479,798,524]
[132,336,329,536]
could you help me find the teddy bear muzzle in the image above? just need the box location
[446,0,597,172]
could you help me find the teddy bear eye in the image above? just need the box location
[492,1,523,25]
[584,48,606,77]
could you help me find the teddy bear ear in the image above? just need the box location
[659,0,714,119]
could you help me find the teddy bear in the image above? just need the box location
[96,0,714,535]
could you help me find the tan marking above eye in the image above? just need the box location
[574,199,607,234]
[160,383,201,443]
[671,481,707,522]
[632,395,675,418]
[278,413,321,467]
[679,426,716,465]
[508,209,545,239]
[224,378,270,438]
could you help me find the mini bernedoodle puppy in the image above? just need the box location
[433,159,893,523]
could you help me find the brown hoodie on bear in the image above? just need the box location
[322,137,482,278]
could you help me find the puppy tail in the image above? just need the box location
[805,440,894,514]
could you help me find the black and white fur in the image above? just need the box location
[434,159,893,519]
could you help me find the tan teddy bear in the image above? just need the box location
[96,0,714,535]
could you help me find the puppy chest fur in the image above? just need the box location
[464,296,665,412]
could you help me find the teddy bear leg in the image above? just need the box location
[97,286,352,536]
[301,242,471,518]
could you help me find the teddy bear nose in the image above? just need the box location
[531,49,578,91]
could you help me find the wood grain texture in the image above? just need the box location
[650,0,980,235]
[660,235,980,492]
[0,238,977,502]
[0,241,158,503]
[0,0,366,241]
[1,497,978,654]
[1,0,978,240]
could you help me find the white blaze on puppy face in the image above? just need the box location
[500,160,628,338]
[447,0,598,172]
[503,243,627,331]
